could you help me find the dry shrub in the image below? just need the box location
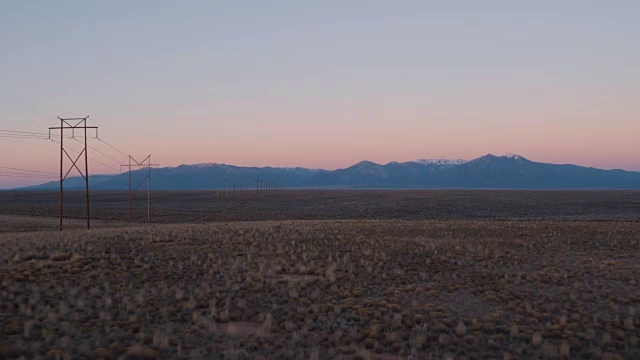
[532,332,543,346]
[123,345,158,360]
[559,340,570,358]
[542,341,557,358]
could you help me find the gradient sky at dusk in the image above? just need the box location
[1,1,639,188]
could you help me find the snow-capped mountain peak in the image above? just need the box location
[503,153,529,162]
[192,163,218,168]
[414,158,468,166]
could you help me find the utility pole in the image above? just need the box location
[147,158,151,219]
[49,116,97,231]
[120,155,158,221]
[128,156,131,219]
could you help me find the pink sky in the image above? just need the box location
[1,110,637,189]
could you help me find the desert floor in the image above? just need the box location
[0,191,639,359]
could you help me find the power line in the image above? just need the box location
[0,134,49,139]
[0,128,92,140]
[0,96,154,177]
[85,115,145,155]
[2,96,143,158]
[0,133,93,140]
[0,170,56,178]
[72,137,125,165]
[50,139,120,172]
[0,166,57,175]
[92,121,145,155]
[97,137,129,157]
[0,173,57,179]
[0,96,67,115]
[0,105,55,118]
[0,134,50,140]
[0,129,49,136]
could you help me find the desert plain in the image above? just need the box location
[0,190,639,359]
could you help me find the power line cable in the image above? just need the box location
[98,127,144,155]
[0,96,67,115]
[0,129,49,136]
[0,105,55,118]
[50,123,128,164]
[72,137,125,165]
[0,170,51,176]
[0,134,50,140]
[96,137,129,157]
[0,133,49,138]
[86,117,145,154]
[0,166,57,175]
[0,170,56,178]
[2,96,147,163]
[0,173,57,179]
[49,139,120,172]
[3,96,144,154]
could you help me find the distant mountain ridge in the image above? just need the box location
[20,154,640,190]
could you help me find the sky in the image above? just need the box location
[1,1,639,188]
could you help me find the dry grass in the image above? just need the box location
[0,219,639,358]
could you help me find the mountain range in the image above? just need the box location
[20,154,640,190]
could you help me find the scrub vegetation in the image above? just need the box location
[1,219,639,359]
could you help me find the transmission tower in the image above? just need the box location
[120,155,158,221]
[49,117,97,231]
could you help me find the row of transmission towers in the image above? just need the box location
[49,117,157,231]
[214,171,280,198]
[256,179,280,194]
[49,117,282,230]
